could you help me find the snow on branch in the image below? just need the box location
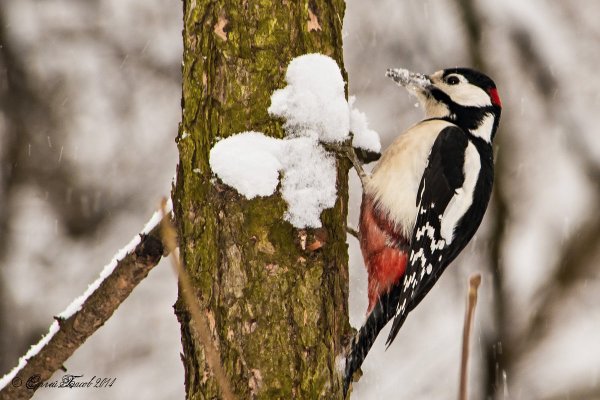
[0,201,172,400]
[209,132,284,199]
[348,96,381,153]
[209,54,381,229]
[268,53,350,142]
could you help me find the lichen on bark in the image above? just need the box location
[173,1,351,398]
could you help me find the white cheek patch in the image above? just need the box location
[447,83,492,107]
[440,142,481,244]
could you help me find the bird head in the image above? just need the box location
[386,67,502,142]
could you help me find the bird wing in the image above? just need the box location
[385,125,470,346]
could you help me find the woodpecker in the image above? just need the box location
[344,67,502,396]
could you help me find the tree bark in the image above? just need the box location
[173,1,351,399]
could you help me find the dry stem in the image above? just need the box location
[458,273,482,400]
[160,199,236,400]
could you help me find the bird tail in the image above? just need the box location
[343,289,399,397]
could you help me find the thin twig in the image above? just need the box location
[323,142,369,189]
[160,199,236,400]
[346,226,360,240]
[458,274,482,400]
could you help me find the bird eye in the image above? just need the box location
[446,76,460,85]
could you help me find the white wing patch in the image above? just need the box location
[415,221,446,252]
[410,248,426,268]
[440,142,481,244]
[426,264,433,275]
[399,298,407,313]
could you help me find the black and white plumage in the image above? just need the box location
[386,124,494,344]
[344,67,502,396]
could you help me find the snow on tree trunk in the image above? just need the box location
[173,1,352,398]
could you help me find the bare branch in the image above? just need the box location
[0,209,169,400]
[458,274,481,400]
[323,142,369,189]
[160,199,236,400]
[346,226,360,240]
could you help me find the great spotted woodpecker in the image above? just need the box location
[344,67,502,396]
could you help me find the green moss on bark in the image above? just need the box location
[174,1,350,398]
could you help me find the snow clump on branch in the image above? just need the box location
[209,53,380,228]
[268,54,349,143]
[209,132,284,199]
[348,96,381,153]
[209,131,335,228]
[268,54,381,152]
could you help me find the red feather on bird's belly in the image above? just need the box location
[359,194,410,314]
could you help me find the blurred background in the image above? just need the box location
[1,0,599,399]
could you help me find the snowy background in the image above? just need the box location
[1,0,599,399]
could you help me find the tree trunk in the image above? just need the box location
[173,1,351,398]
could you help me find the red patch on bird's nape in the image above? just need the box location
[488,87,502,107]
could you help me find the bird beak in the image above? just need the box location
[385,68,432,93]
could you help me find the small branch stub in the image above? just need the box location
[307,8,322,32]
[458,273,482,400]
[214,15,229,41]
